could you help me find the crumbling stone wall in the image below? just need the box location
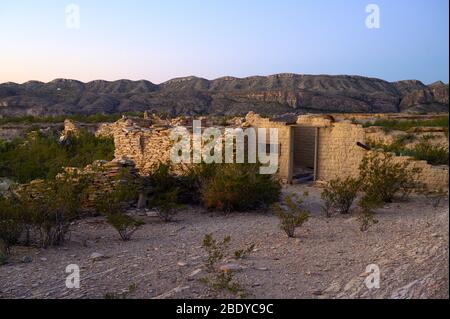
[62,158,140,210]
[113,122,177,175]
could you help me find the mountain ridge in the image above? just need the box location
[0,74,448,117]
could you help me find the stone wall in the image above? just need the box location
[389,155,449,190]
[315,122,367,181]
[245,112,293,182]
[113,120,178,175]
[63,119,98,136]
[62,158,140,210]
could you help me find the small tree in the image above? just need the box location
[272,193,310,238]
[321,177,360,216]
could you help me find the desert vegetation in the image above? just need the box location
[272,193,310,238]
[0,130,114,183]
[95,178,144,241]
[0,172,90,263]
[199,234,255,297]
[363,116,449,132]
[320,177,360,216]
[0,113,448,299]
[319,150,426,231]
[367,135,449,166]
[0,112,145,125]
[199,163,281,212]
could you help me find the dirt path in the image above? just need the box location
[0,186,448,299]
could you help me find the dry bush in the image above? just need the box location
[357,194,381,232]
[321,177,360,216]
[104,284,138,299]
[272,193,310,238]
[96,180,144,241]
[200,233,253,297]
[421,188,449,208]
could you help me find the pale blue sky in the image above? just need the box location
[0,0,448,84]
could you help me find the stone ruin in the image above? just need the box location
[62,113,449,190]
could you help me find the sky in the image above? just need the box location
[0,0,448,84]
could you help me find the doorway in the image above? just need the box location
[292,126,318,183]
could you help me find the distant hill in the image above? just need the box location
[0,74,448,117]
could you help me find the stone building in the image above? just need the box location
[246,112,448,189]
[74,113,448,190]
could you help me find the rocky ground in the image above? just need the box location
[0,185,448,299]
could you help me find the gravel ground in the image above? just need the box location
[0,185,448,299]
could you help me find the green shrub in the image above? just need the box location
[0,172,90,250]
[105,213,144,241]
[0,130,114,183]
[202,233,231,272]
[272,193,310,238]
[367,136,449,166]
[181,163,219,204]
[359,152,421,203]
[0,251,8,265]
[321,177,360,216]
[0,197,23,255]
[412,137,449,166]
[234,243,255,260]
[146,163,182,221]
[363,116,449,131]
[149,190,180,222]
[96,180,144,241]
[201,163,281,212]
[16,173,89,248]
[0,112,144,125]
[366,136,413,156]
